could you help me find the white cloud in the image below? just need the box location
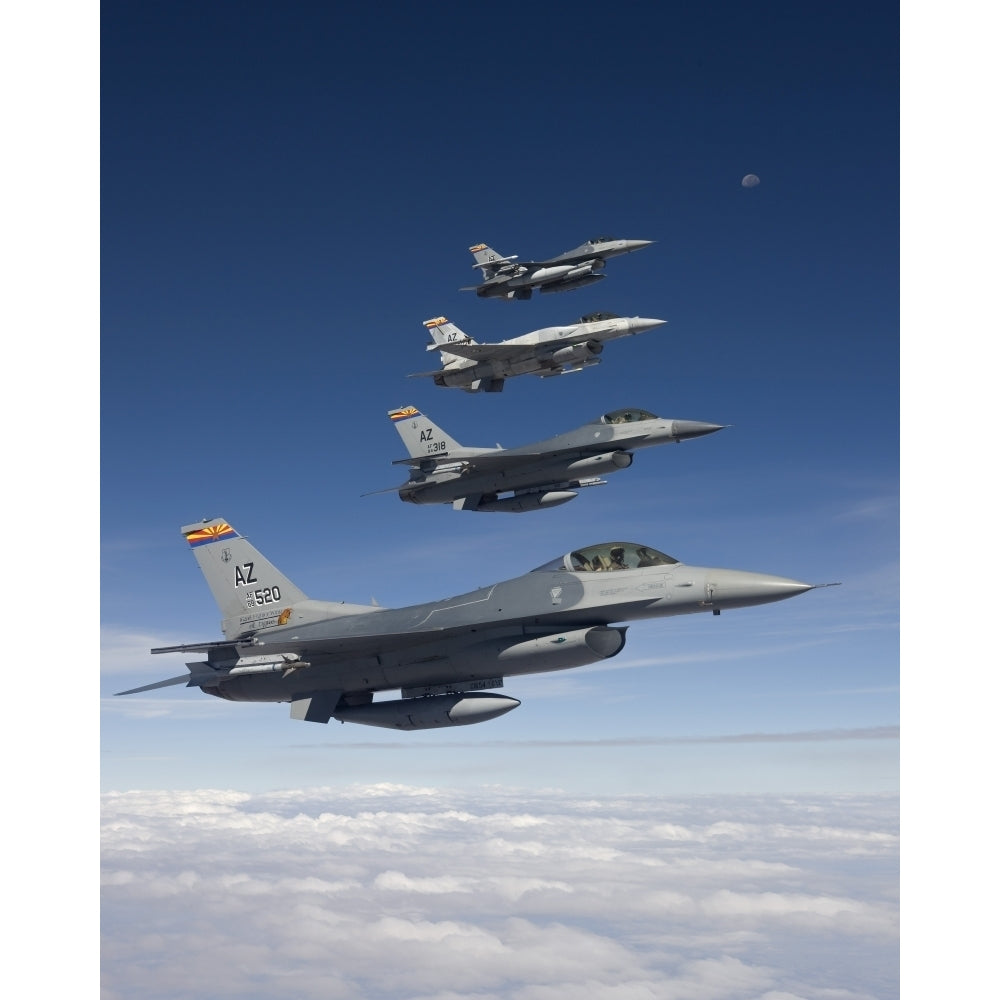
[102,786,897,999]
[831,495,899,523]
[101,625,193,675]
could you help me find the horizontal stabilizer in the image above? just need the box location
[426,340,473,353]
[114,674,190,696]
[471,256,518,270]
[361,482,411,497]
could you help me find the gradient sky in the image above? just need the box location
[98,1,899,796]
[9,1,921,996]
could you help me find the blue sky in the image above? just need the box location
[98,1,899,788]
[98,0,899,797]
[10,0,957,995]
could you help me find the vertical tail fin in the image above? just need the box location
[182,518,309,637]
[424,316,476,347]
[469,243,511,280]
[388,406,461,458]
[423,316,476,368]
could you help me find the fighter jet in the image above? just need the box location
[464,236,653,300]
[410,311,666,393]
[115,518,835,729]
[370,405,725,513]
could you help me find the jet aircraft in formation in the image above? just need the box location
[410,312,666,393]
[117,519,832,729]
[121,233,839,733]
[463,236,653,300]
[369,405,725,513]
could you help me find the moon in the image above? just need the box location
[741,174,760,188]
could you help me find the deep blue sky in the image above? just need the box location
[96,1,899,795]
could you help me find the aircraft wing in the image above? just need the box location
[427,342,535,362]
[455,449,557,469]
[435,331,609,364]
[126,616,615,702]
[463,438,641,470]
[386,452,533,472]
[150,622,503,660]
[114,674,192,696]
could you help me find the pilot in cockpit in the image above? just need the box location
[635,546,659,567]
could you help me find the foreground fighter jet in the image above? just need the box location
[370,405,725,513]
[464,236,653,300]
[411,312,666,393]
[115,518,834,728]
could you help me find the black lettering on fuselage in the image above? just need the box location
[234,562,258,587]
[420,429,433,441]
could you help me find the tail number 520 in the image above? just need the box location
[246,586,282,609]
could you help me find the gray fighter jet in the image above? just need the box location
[411,311,666,393]
[464,236,653,300]
[115,518,835,728]
[370,405,724,513]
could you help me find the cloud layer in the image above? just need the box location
[102,785,897,999]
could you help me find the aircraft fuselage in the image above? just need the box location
[435,315,665,389]
[399,418,686,506]
[203,560,811,706]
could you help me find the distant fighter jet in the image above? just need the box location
[116,518,835,729]
[464,236,653,300]
[411,312,666,393]
[370,405,725,513]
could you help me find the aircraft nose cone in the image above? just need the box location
[629,317,668,334]
[709,570,815,610]
[671,420,726,441]
[625,239,654,252]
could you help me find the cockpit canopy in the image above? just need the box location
[532,542,679,574]
[588,235,615,244]
[599,407,658,425]
[579,311,620,323]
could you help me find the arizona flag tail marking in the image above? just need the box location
[185,522,238,547]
